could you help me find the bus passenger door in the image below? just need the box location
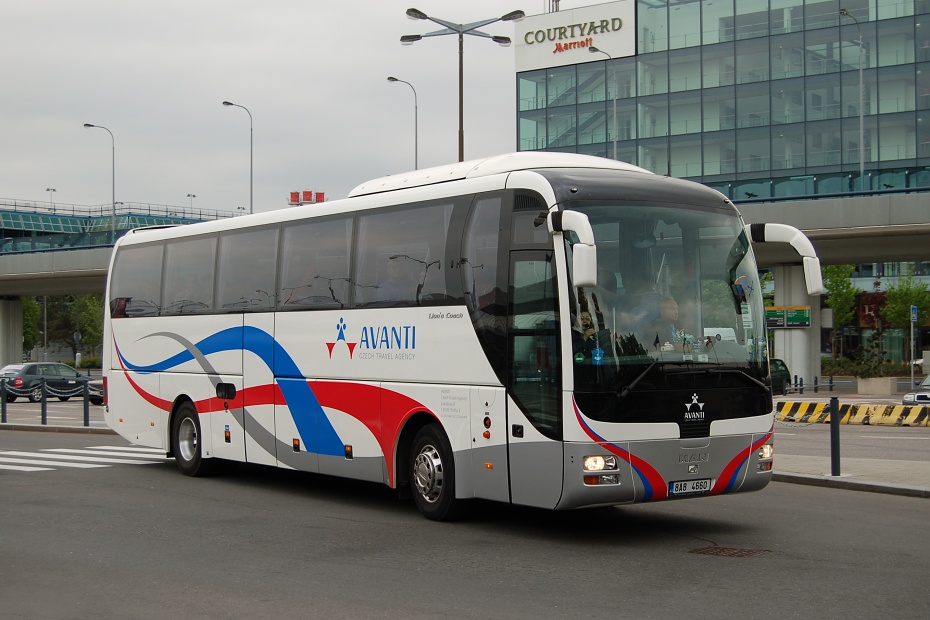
[506,250,564,509]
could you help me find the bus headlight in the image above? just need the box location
[583,455,618,471]
[757,444,774,460]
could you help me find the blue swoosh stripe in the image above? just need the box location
[119,326,344,457]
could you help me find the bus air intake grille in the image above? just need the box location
[679,421,710,439]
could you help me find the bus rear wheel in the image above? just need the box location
[410,424,463,521]
[171,401,216,477]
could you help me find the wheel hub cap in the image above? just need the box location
[413,444,444,503]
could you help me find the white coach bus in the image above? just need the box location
[103,152,822,520]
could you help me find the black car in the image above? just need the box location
[902,374,930,406]
[0,363,97,403]
[88,379,104,405]
[770,358,791,393]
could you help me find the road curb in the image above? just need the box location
[0,423,116,435]
[772,472,930,498]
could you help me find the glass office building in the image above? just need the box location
[516,0,930,200]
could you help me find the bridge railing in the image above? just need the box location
[1,199,240,255]
[0,198,239,221]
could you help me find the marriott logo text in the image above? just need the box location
[523,18,624,46]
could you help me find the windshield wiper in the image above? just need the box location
[678,367,769,393]
[714,368,769,392]
[618,360,710,398]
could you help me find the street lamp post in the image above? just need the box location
[186,193,196,209]
[388,76,419,170]
[401,8,525,162]
[222,101,253,214]
[83,123,115,244]
[589,46,617,161]
[45,187,56,212]
[840,8,865,191]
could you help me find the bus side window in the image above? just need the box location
[462,195,506,380]
[162,236,217,315]
[109,242,164,318]
[217,227,279,312]
[278,218,353,310]
[354,202,454,307]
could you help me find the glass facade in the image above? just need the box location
[517,0,930,199]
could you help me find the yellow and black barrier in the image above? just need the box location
[776,401,929,426]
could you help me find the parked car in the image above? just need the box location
[0,363,96,403]
[770,358,791,393]
[88,379,104,405]
[902,374,930,406]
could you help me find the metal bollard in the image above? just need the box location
[1,380,6,423]
[814,376,819,393]
[798,377,804,395]
[828,375,834,392]
[83,380,90,427]
[830,396,841,476]
[41,378,48,425]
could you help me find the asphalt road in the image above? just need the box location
[1,430,927,619]
[774,422,930,462]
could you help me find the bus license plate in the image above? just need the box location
[669,478,711,496]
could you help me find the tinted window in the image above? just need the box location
[38,364,59,376]
[162,236,217,315]
[110,243,164,318]
[57,365,78,378]
[463,195,506,381]
[216,227,279,312]
[354,202,454,307]
[278,218,353,310]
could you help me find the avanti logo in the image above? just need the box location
[326,317,358,359]
[684,393,706,421]
[326,318,418,360]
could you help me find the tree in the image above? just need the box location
[881,273,930,365]
[21,297,41,353]
[882,272,930,329]
[44,294,105,359]
[821,265,857,358]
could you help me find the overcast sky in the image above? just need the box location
[1,1,594,214]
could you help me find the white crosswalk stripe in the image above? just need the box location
[0,445,169,473]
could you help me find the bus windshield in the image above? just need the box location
[564,202,768,406]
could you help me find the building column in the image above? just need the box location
[0,298,24,366]
[773,265,822,387]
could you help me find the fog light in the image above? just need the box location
[757,461,773,472]
[583,455,618,472]
[758,444,774,460]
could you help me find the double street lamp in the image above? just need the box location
[82,123,115,244]
[840,8,865,191]
[222,101,253,214]
[388,76,419,170]
[401,7,525,162]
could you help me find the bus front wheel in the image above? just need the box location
[171,402,215,477]
[410,424,463,521]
